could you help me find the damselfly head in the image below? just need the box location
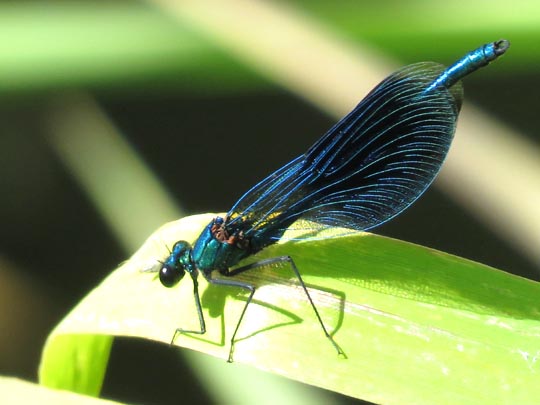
[159,240,191,288]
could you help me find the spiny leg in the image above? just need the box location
[204,274,255,363]
[172,271,206,343]
[226,255,345,358]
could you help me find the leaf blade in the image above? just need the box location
[40,213,540,404]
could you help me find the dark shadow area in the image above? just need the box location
[101,338,214,405]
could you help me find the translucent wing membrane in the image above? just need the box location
[226,62,462,250]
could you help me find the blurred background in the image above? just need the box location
[0,1,538,404]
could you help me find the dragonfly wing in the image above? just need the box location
[297,62,462,230]
[226,62,463,246]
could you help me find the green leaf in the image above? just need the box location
[39,335,112,396]
[39,214,540,404]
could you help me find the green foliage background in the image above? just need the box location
[1,1,539,404]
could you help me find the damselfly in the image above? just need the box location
[153,40,509,362]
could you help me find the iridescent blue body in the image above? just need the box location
[156,40,509,362]
[191,218,249,273]
[425,40,509,92]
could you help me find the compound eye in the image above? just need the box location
[159,264,185,288]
